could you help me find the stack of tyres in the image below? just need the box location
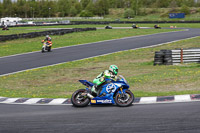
[154,51,164,65]
[162,50,173,65]
[154,50,173,65]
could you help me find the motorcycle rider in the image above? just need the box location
[42,35,52,51]
[2,24,8,30]
[91,65,118,96]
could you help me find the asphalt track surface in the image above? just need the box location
[0,102,200,133]
[1,28,200,76]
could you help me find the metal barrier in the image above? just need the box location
[154,48,200,65]
[22,17,104,21]
[172,48,200,64]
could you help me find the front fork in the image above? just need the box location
[120,87,125,97]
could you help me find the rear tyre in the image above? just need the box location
[71,89,90,107]
[115,90,134,107]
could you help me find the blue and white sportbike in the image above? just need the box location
[71,75,134,107]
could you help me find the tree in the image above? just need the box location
[180,4,190,15]
[85,1,95,14]
[108,0,118,8]
[124,0,132,8]
[69,6,77,17]
[3,0,12,17]
[57,0,70,17]
[124,8,135,18]
[80,10,94,17]
[131,0,141,16]
[81,0,90,9]
[95,0,109,16]
[0,3,2,17]
[169,0,178,12]
[74,2,82,14]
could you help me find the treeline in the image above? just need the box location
[0,0,199,18]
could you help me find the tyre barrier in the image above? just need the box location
[154,50,172,65]
[72,21,200,24]
[154,48,200,65]
[0,28,96,42]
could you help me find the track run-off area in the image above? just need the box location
[0,28,200,133]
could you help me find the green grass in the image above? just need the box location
[0,28,50,35]
[0,35,200,98]
[0,29,180,57]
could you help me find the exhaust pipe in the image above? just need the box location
[87,93,94,99]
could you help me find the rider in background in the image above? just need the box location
[42,35,52,50]
[91,65,118,96]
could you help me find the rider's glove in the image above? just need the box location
[111,74,115,78]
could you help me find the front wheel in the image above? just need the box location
[48,46,51,52]
[71,89,90,107]
[115,90,134,107]
[41,47,45,53]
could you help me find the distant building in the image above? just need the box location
[0,17,22,26]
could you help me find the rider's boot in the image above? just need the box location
[91,85,98,97]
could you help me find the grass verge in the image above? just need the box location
[0,36,200,98]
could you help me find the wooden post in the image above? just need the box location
[181,48,183,64]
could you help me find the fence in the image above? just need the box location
[154,48,200,65]
[0,28,96,42]
[22,17,104,21]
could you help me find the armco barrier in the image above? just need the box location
[154,48,200,65]
[0,28,96,42]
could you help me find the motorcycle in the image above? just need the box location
[2,27,9,30]
[71,75,134,107]
[41,42,51,53]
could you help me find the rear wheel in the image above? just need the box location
[71,89,90,107]
[115,90,134,107]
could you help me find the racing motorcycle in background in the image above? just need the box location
[71,75,134,107]
[41,41,52,53]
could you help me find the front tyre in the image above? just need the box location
[48,46,52,52]
[41,47,45,53]
[71,89,90,107]
[115,90,134,107]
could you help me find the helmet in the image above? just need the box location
[46,35,49,38]
[109,65,118,75]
